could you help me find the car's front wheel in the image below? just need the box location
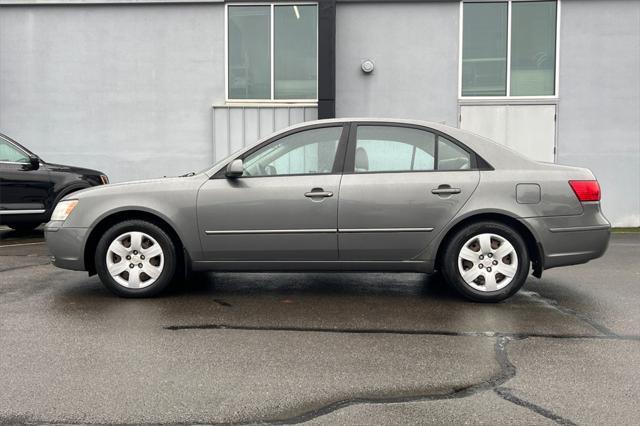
[95,220,177,297]
[441,221,530,302]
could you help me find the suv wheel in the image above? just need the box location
[441,221,530,302]
[6,222,41,233]
[95,220,176,297]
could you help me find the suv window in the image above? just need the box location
[243,126,343,177]
[354,126,436,173]
[0,139,29,163]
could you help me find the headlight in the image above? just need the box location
[51,200,79,221]
[99,175,109,185]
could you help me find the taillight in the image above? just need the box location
[569,180,600,202]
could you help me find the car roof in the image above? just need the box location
[279,118,539,170]
[206,117,541,177]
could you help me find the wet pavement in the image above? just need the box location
[0,227,638,425]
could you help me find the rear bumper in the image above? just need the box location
[524,202,611,270]
[44,221,88,271]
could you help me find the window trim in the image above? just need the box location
[458,0,561,100]
[225,2,319,104]
[342,122,491,175]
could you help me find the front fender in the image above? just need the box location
[61,176,206,262]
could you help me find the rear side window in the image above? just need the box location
[354,126,435,173]
[353,125,472,173]
[438,137,472,170]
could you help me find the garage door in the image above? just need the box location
[459,105,556,163]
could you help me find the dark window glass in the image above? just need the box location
[462,2,508,96]
[510,1,557,96]
[228,6,271,100]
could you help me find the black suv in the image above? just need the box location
[0,132,108,232]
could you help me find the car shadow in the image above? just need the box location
[167,270,458,299]
[0,226,45,243]
[47,270,601,337]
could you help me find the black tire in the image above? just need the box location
[441,221,530,302]
[95,220,177,298]
[6,222,41,233]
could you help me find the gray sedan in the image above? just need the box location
[45,119,610,302]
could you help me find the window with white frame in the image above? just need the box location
[227,3,318,101]
[461,0,558,97]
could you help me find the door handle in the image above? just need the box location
[304,188,333,198]
[431,186,461,195]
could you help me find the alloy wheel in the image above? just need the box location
[106,231,164,289]
[457,233,519,292]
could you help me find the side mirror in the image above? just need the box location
[27,155,40,170]
[225,159,244,178]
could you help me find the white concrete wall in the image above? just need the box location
[0,4,225,182]
[334,1,460,126]
[557,0,640,227]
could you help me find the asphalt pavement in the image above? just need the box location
[0,227,638,425]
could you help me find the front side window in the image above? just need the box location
[354,126,436,173]
[0,139,29,163]
[228,4,318,101]
[242,126,342,177]
[461,1,557,97]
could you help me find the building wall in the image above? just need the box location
[0,4,225,183]
[557,0,640,226]
[334,1,459,126]
[1,1,638,226]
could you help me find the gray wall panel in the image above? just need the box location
[334,2,459,125]
[212,105,318,161]
[0,4,225,182]
[558,0,640,226]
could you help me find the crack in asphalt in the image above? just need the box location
[164,295,637,425]
[253,336,520,425]
[7,336,565,426]
[165,325,634,425]
[0,261,51,273]
[165,323,640,342]
[521,290,618,337]
[495,387,577,426]
[0,249,629,425]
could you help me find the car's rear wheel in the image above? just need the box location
[441,221,529,302]
[95,220,176,297]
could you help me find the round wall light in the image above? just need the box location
[361,59,375,74]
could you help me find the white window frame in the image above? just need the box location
[458,0,561,100]
[225,2,319,104]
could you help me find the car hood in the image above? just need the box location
[66,174,209,200]
[45,162,105,176]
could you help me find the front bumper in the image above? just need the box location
[524,202,611,270]
[44,221,88,271]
